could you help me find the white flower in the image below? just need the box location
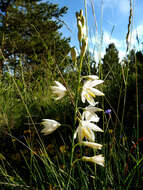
[82,104,103,122]
[74,120,103,144]
[51,81,66,100]
[82,141,103,150]
[41,119,61,135]
[82,154,105,167]
[81,79,104,106]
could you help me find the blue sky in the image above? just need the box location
[50,0,143,61]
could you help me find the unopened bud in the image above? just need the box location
[71,47,77,63]
[79,9,83,18]
[77,19,82,29]
[78,25,83,42]
[81,37,88,57]
[81,15,85,27]
[76,12,79,19]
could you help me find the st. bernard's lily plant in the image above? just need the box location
[41,10,105,169]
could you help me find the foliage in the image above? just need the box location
[81,50,97,76]
[123,49,143,136]
[101,43,123,119]
[102,43,120,81]
[0,0,15,12]
[0,0,70,76]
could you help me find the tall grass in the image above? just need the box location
[0,0,143,189]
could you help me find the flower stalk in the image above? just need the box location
[40,9,105,188]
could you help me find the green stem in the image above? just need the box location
[66,55,84,189]
[74,58,83,122]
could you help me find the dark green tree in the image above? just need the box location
[81,50,97,76]
[102,43,122,121]
[102,43,120,80]
[0,0,70,76]
[124,50,143,135]
[0,0,15,12]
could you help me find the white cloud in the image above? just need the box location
[102,0,129,14]
[90,31,126,62]
[128,24,143,48]
[103,31,127,61]
[119,50,126,61]
[89,23,143,63]
[103,31,122,48]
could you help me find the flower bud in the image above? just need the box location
[77,19,82,29]
[71,47,77,63]
[82,141,103,150]
[81,15,85,27]
[76,12,79,19]
[79,9,83,18]
[81,37,88,57]
[78,25,83,42]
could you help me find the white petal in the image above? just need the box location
[54,81,66,91]
[93,154,105,167]
[84,104,103,112]
[78,125,83,144]
[51,81,66,100]
[82,141,103,150]
[82,110,99,122]
[90,88,104,96]
[82,154,105,167]
[55,93,65,100]
[85,93,96,106]
[81,121,103,132]
[89,123,103,132]
[74,127,78,139]
[87,75,99,80]
[81,90,86,103]
[83,80,92,88]
[89,80,104,87]
[86,113,100,122]
[84,104,99,111]
[86,129,95,141]
[81,78,104,105]
[41,119,61,135]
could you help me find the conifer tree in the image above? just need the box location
[102,43,120,80]
[102,43,122,117]
[125,50,143,132]
[0,0,70,76]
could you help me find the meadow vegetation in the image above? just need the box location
[0,0,143,189]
